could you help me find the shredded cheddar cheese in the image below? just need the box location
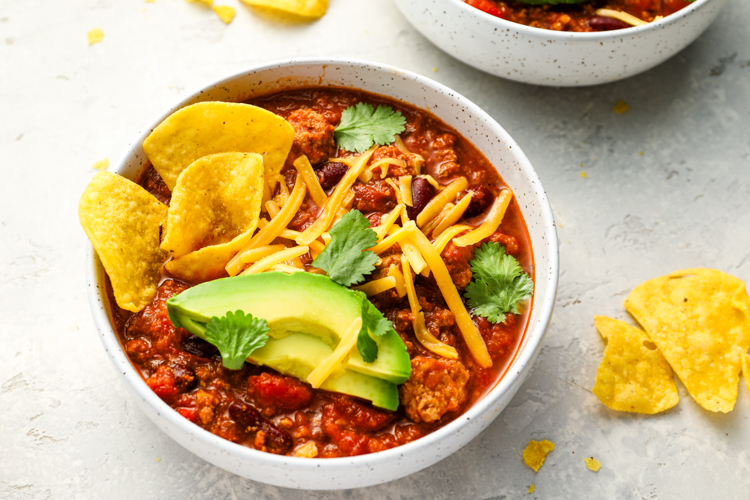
[234,244,286,267]
[596,8,647,26]
[417,177,468,227]
[399,175,413,207]
[293,155,328,208]
[432,224,472,255]
[394,135,423,174]
[387,265,407,297]
[409,228,492,368]
[433,192,472,238]
[353,276,397,296]
[270,263,304,274]
[401,254,458,359]
[307,317,363,388]
[240,246,309,275]
[422,202,454,236]
[374,204,404,240]
[264,199,281,218]
[370,222,415,254]
[453,189,512,248]
[296,148,375,246]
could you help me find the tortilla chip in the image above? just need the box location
[522,440,554,472]
[79,172,167,312]
[592,316,679,414]
[92,158,109,171]
[743,353,750,399]
[240,0,327,19]
[625,268,750,413]
[527,484,535,494]
[584,457,601,472]
[213,5,235,23]
[142,102,294,190]
[162,152,263,282]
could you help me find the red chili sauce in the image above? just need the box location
[465,0,692,32]
[108,88,534,457]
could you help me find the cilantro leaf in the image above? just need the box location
[356,294,397,363]
[334,103,407,153]
[464,242,534,324]
[204,310,270,370]
[312,209,380,287]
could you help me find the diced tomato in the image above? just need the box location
[249,372,314,411]
[177,407,198,423]
[145,365,180,403]
[332,395,395,432]
[465,0,506,19]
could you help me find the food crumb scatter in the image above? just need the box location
[185,0,213,6]
[92,159,109,171]
[613,100,630,114]
[638,151,644,156]
[527,484,535,494]
[155,457,161,462]
[585,457,601,471]
[145,0,156,3]
[213,5,235,23]
[523,439,555,472]
[580,171,588,178]
[87,28,104,45]
[432,67,438,72]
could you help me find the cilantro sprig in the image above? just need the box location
[356,296,396,363]
[204,310,270,370]
[312,209,379,287]
[464,242,534,324]
[334,103,406,153]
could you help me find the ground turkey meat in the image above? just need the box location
[369,145,416,178]
[441,242,475,290]
[287,109,336,166]
[400,357,470,423]
[351,180,397,213]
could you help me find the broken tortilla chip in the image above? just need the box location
[162,152,264,282]
[213,5,236,23]
[142,101,294,190]
[743,353,750,399]
[592,316,679,414]
[240,0,328,19]
[522,440,554,472]
[87,28,104,45]
[79,171,167,312]
[625,268,750,413]
[584,457,602,472]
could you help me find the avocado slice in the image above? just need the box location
[166,273,411,406]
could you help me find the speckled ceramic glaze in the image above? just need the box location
[396,0,727,86]
[86,59,559,489]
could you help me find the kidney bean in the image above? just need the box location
[465,186,492,217]
[228,402,292,454]
[588,16,629,31]
[406,177,435,220]
[317,162,348,190]
[181,335,220,360]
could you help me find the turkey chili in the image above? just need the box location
[105,88,535,458]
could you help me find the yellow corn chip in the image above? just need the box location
[185,0,213,5]
[743,353,750,399]
[87,28,104,45]
[625,268,750,413]
[522,440,554,472]
[143,102,294,190]
[592,316,679,414]
[240,0,328,19]
[213,5,235,23]
[527,484,535,494]
[79,172,167,312]
[162,152,264,282]
[584,457,602,472]
[92,158,109,171]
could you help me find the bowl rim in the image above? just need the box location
[86,57,559,472]
[450,0,711,38]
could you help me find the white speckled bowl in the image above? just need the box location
[396,0,727,86]
[85,59,559,489]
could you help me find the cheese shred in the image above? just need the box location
[453,189,512,248]
[240,246,309,275]
[416,177,468,227]
[409,228,492,368]
[307,317,363,389]
[353,276,397,296]
[293,155,328,208]
[401,254,458,359]
[433,192,472,238]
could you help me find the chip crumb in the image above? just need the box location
[156,457,161,462]
[145,0,156,2]
[638,151,644,155]
[213,5,235,23]
[185,0,213,5]
[580,171,588,178]
[87,28,104,45]
[432,67,438,72]
[523,440,554,472]
[92,158,109,171]
[527,484,535,494]
[585,457,601,472]
[742,353,750,398]
[613,100,630,114]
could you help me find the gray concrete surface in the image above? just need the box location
[2,0,749,498]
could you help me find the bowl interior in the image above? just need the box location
[93,59,559,477]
